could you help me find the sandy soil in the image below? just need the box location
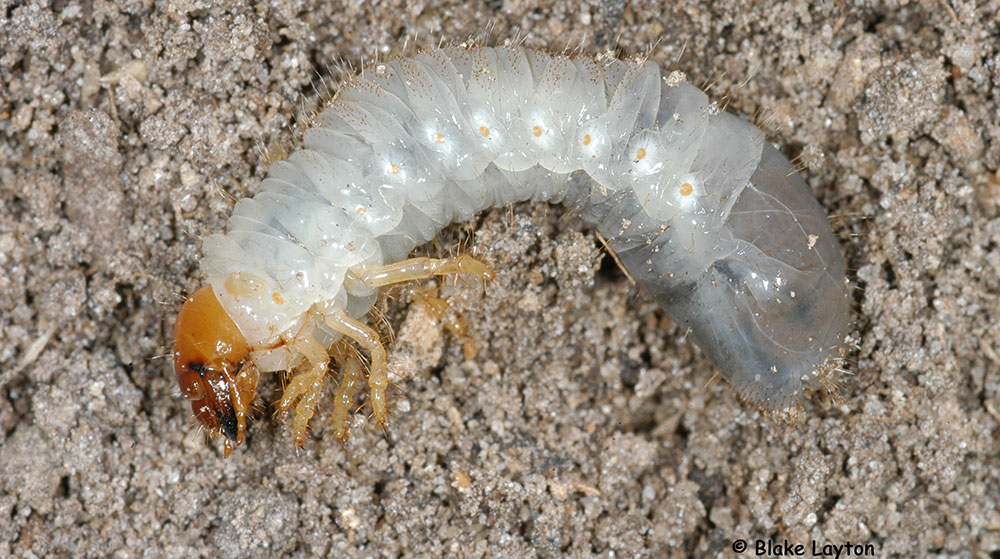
[2,1,999,557]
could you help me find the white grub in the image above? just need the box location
[201,45,851,413]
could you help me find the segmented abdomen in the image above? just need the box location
[201,45,852,410]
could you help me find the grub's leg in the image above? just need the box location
[277,334,329,447]
[222,358,262,457]
[228,359,261,450]
[356,255,495,288]
[404,285,478,360]
[330,353,363,441]
[325,311,390,429]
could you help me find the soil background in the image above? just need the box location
[2,1,999,558]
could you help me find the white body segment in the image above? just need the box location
[201,45,852,409]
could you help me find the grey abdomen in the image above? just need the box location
[588,141,851,409]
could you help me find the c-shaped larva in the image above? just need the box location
[173,44,852,456]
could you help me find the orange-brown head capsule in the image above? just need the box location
[173,285,260,455]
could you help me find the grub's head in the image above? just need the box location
[173,285,260,455]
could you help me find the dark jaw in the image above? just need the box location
[197,367,241,443]
[217,407,240,442]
